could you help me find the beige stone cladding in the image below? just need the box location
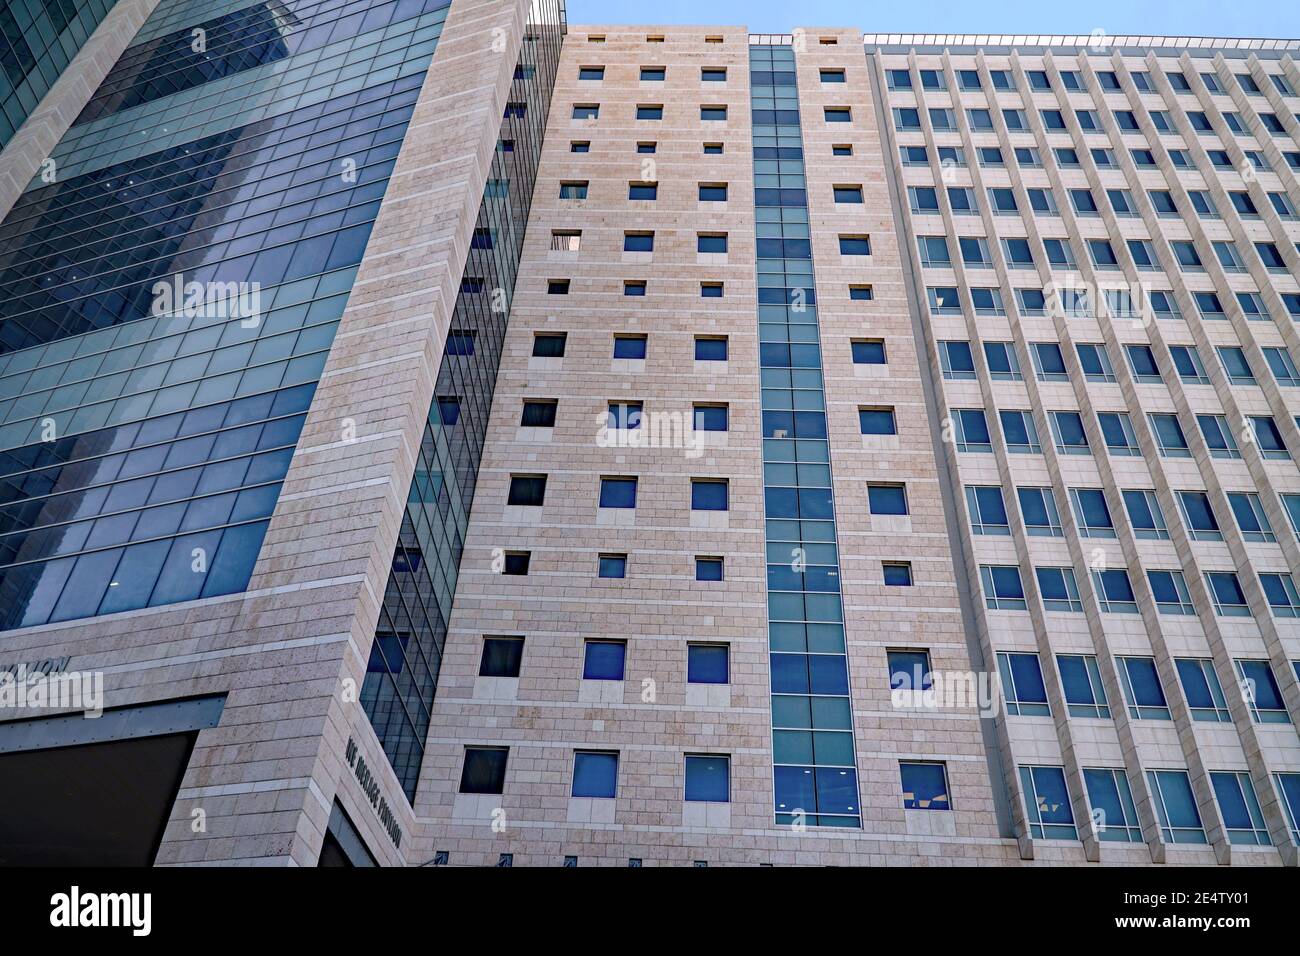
[413,25,1023,866]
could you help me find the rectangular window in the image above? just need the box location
[698,183,728,201]
[691,479,729,511]
[532,332,566,357]
[560,181,589,199]
[889,650,933,692]
[693,404,728,432]
[997,652,1048,714]
[966,485,1009,535]
[700,106,727,121]
[1176,658,1231,722]
[1036,566,1082,613]
[1147,770,1206,844]
[613,335,648,360]
[1211,772,1271,846]
[1118,656,1171,720]
[1019,766,1077,840]
[839,235,871,256]
[698,233,728,253]
[695,336,728,361]
[859,407,897,436]
[1148,570,1194,616]
[1235,659,1291,723]
[507,475,546,506]
[1125,489,1169,540]
[1018,486,1062,536]
[623,231,654,252]
[636,104,663,120]
[868,484,908,516]
[851,339,886,365]
[1057,654,1108,717]
[629,182,658,200]
[1083,768,1142,843]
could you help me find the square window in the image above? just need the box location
[688,644,729,683]
[883,562,913,586]
[459,747,508,794]
[507,475,546,506]
[900,762,950,810]
[480,637,524,677]
[599,554,627,579]
[691,479,728,511]
[868,484,908,516]
[572,752,618,798]
[532,333,567,357]
[695,556,724,581]
[599,477,637,509]
[684,754,729,802]
[583,640,626,680]
[695,337,728,361]
[502,552,530,575]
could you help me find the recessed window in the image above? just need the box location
[859,407,896,435]
[599,477,637,509]
[629,181,658,200]
[692,404,728,431]
[701,106,727,121]
[851,338,885,365]
[637,104,664,120]
[691,479,729,511]
[636,141,656,153]
[702,67,727,82]
[459,747,508,794]
[583,640,626,680]
[640,66,666,81]
[839,235,870,255]
[1020,766,1075,840]
[520,400,557,427]
[834,185,864,203]
[868,483,908,516]
[624,231,654,252]
[572,104,599,120]
[613,334,647,359]
[697,233,728,253]
[687,644,728,683]
[559,181,589,199]
[1118,656,1171,720]
[609,398,644,430]
[698,182,728,201]
[695,556,724,581]
[502,552,530,575]
[532,332,566,357]
[569,140,590,153]
[507,474,546,506]
[598,553,627,579]
[547,278,569,295]
[883,562,913,586]
[695,336,727,361]
[700,282,724,298]
[998,652,1048,715]
[820,68,846,83]
[480,637,524,677]
[832,144,852,156]
[579,66,605,80]
[572,752,618,799]
[824,107,851,123]
[703,142,724,154]
[550,229,581,251]
[900,762,950,811]
[848,285,873,301]
[684,755,729,802]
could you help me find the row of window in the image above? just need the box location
[1021,763,1296,846]
[558,179,881,206]
[944,335,1300,390]
[942,402,1295,464]
[886,65,1297,99]
[518,330,887,364]
[995,648,1296,728]
[545,229,872,257]
[968,481,1299,542]
[575,65,854,85]
[454,739,1300,846]
[480,550,727,581]
[571,103,731,121]
[458,745,947,810]
[891,100,1297,152]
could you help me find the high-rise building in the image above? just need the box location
[1,8,1298,868]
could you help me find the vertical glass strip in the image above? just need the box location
[750,44,861,828]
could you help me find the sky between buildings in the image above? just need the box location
[565,0,1300,39]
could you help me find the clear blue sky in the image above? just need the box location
[565,0,1299,38]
